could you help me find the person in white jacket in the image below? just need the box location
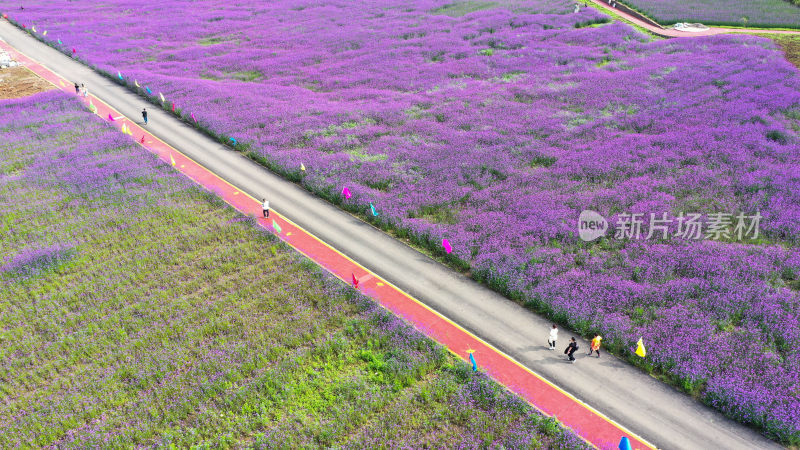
[262,198,270,218]
[548,324,558,350]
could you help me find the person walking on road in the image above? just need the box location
[81,84,88,98]
[564,337,578,363]
[262,198,270,218]
[74,82,80,94]
[548,324,558,350]
[588,334,602,357]
[141,108,148,125]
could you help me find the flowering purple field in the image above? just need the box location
[0,91,588,448]
[619,0,800,28]
[6,0,800,442]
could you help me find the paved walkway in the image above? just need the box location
[0,19,783,450]
[590,0,800,38]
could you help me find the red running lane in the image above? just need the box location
[1,38,655,450]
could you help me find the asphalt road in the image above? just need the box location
[0,20,782,450]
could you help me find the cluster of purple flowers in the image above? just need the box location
[8,0,800,441]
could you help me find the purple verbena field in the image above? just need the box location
[6,0,800,442]
[618,0,800,28]
[0,91,589,448]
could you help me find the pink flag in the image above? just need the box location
[171,102,175,112]
[342,187,351,199]
[191,112,196,123]
[442,238,452,254]
[107,113,115,122]
[72,48,76,55]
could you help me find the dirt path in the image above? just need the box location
[0,64,53,99]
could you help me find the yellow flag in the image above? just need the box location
[635,338,646,357]
[43,30,47,36]
[32,26,37,32]
[300,162,306,171]
[134,80,140,88]
[170,154,176,166]
[59,79,65,87]
[159,92,165,103]
[121,123,127,134]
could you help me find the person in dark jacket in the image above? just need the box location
[564,337,579,363]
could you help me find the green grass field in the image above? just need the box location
[0,92,587,448]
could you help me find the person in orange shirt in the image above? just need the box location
[588,335,602,357]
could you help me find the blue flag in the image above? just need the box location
[370,203,379,216]
[57,39,62,45]
[117,71,123,80]
[146,87,152,95]
[230,137,237,146]
[469,352,477,371]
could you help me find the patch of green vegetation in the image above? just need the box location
[529,155,557,168]
[198,35,229,46]
[408,203,461,224]
[347,147,387,162]
[431,1,499,17]
[228,70,263,82]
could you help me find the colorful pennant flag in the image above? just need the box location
[159,92,165,103]
[272,220,282,234]
[108,113,115,122]
[352,273,359,288]
[370,203,379,216]
[635,338,647,357]
[300,162,306,172]
[88,101,97,113]
[72,48,76,55]
[191,112,197,123]
[117,71,123,80]
[134,79,140,88]
[170,154,176,166]
[145,87,152,95]
[171,102,175,112]
[442,238,452,254]
[57,39,62,45]
[43,30,47,36]
[468,350,477,371]
[230,137,237,146]
[31,25,36,32]
[121,123,127,134]
[59,79,65,87]
[342,187,351,199]
[140,135,145,144]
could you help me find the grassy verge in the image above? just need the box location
[0,91,589,448]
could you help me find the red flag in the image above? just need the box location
[171,102,175,112]
[107,113,115,122]
[140,135,145,144]
[72,48,76,55]
[352,273,359,288]
[22,24,26,29]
